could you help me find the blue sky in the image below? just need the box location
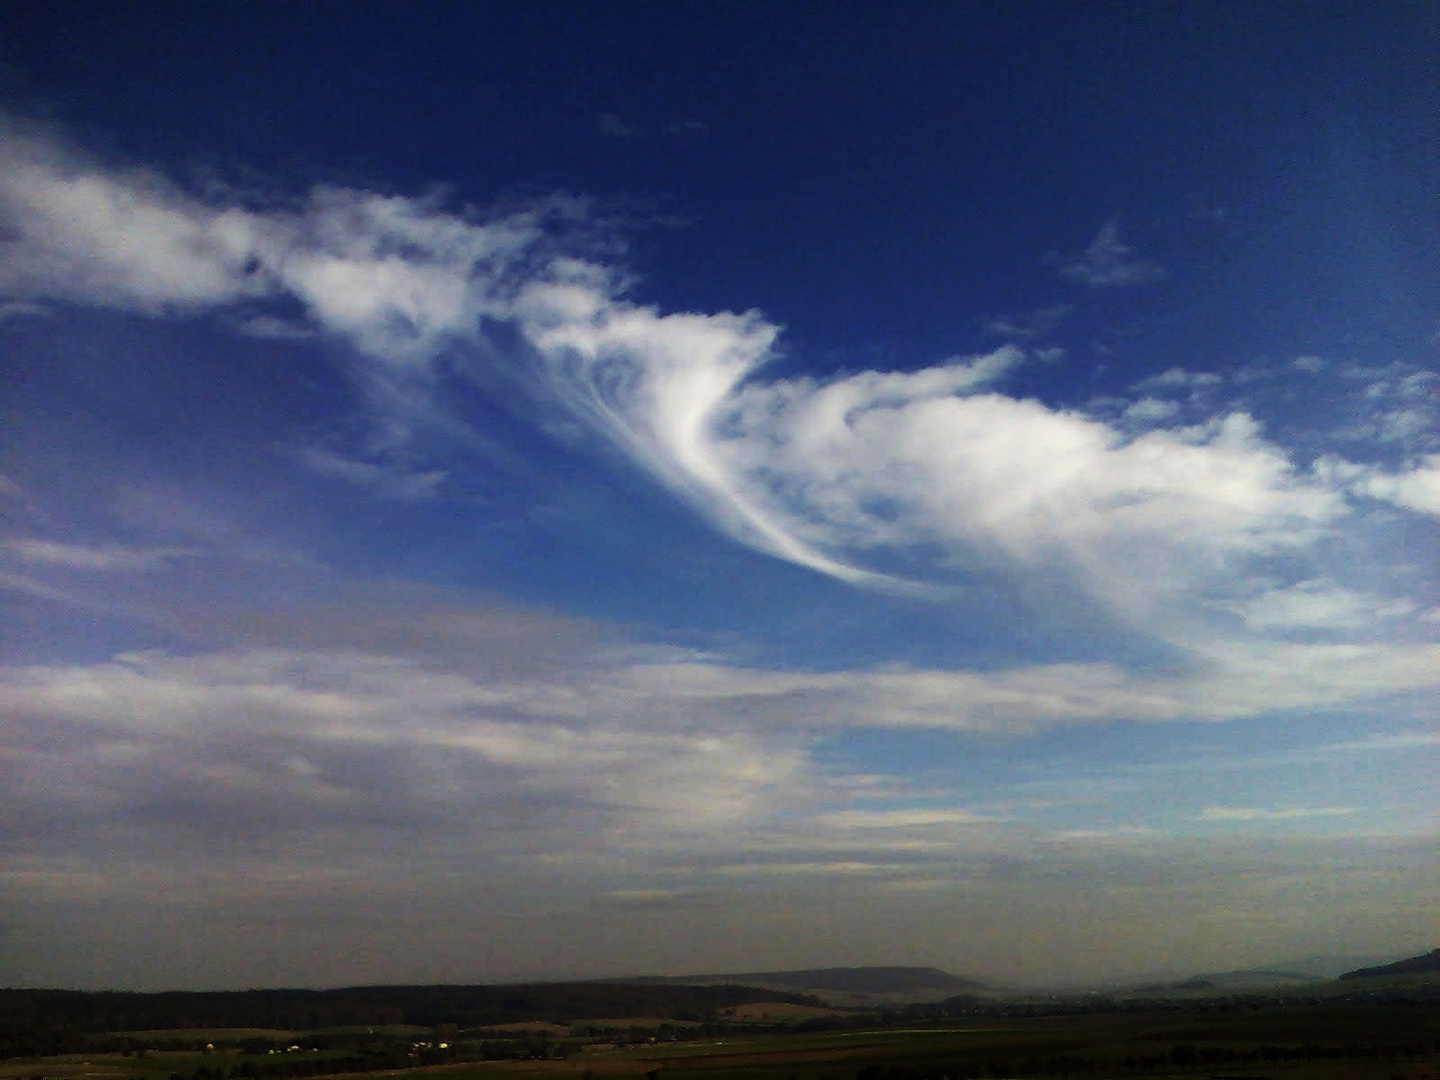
[1,2,1436,990]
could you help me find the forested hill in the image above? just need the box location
[1339,948,1440,980]
[0,981,814,1052]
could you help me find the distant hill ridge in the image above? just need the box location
[0,982,810,1037]
[1339,948,1440,981]
[1166,970,1317,990]
[630,966,986,994]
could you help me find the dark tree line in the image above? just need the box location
[0,982,817,1060]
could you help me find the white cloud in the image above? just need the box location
[507,277,1364,630]
[1046,220,1166,287]
[515,274,887,585]
[611,640,1440,731]
[298,447,448,501]
[819,808,994,829]
[981,303,1071,340]
[1227,580,1417,632]
[1121,396,1181,423]
[4,629,1433,878]
[599,888,697,907]
[1132,366,1223,393]
[0,569,91,606]
[1316,454,1440,516]
[1375,407,1433,444]
[0,123,561,365]
[596,114,707,138]
[3,537,194,571]
[712,860,891,878]
[0,134,264,311]
[1047,826,1163,842]
[724,391,1342,623]
[1199,806,1358,822]
[0,299,50,321]
[1322,368,1437,449]
[1316,731,1440,754]
[0,646,814,856]
[268,187,552,366]
[233,314,315,340]
[0,122,1429,651]
[1,571,1434,991]
[597,112,644,138]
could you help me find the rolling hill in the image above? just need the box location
[627,966,988,999]
[1339,947,1440,980]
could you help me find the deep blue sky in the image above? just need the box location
[1,2,1436,990]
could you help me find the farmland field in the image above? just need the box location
[3,1004,1434,1080]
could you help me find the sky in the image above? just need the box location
[0,2,1436,992]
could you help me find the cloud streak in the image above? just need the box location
[3,538,196,571]
[3,629,1430,890]
[4,616,1434,988]
[5,630,1436,868]
[1198,806,1357,822]
[1046,219,1166,287]
[1,545,1434,986]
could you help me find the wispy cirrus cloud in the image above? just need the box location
[981,303,1071,340]
[596,112,644,138]
[1046,219,1166,287]
[3,537,196,571]
[0,298,50,322]
[818,808,996,829]
[232,314,316,341]
[0,119,1433,657]
[1315,730,1440,754]
[297,447,448,501]
[1198,806,1358,822]
[596,113,708,139]
[0,116,578,402]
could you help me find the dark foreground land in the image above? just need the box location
[2,983,1436,1080]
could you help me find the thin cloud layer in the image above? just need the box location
[2,613,1431,852]
[4,609,1435,987]
[2,538,195,572]
[3,599,1435,869]
[1046,220,1167,287]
